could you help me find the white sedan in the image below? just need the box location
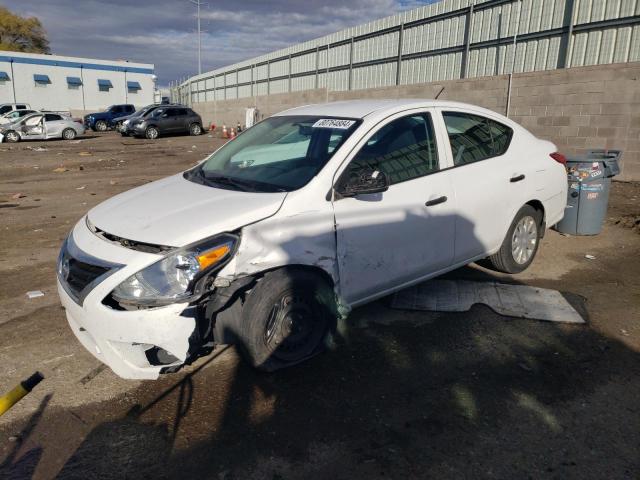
[56,99,567,379]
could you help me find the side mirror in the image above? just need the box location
[337,168,389,198]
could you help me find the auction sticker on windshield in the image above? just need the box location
[312,119,356,129]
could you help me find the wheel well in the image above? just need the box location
[525,200,546,235]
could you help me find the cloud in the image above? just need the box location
[3,0,433,86]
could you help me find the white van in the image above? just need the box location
[56,100,567,379]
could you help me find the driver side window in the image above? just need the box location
[344,113,439,185]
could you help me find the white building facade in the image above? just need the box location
[0,51,156,112]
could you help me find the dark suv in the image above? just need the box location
[84,104,136,131]
[127,105,202,139]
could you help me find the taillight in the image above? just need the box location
[550,152,567,165]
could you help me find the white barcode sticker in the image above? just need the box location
[312,119,356,129]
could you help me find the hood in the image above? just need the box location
[88,174,287,247]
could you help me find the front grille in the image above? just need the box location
[58,234,122,305]
[65,258,110,297]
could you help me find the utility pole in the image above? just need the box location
[189,0,205,74]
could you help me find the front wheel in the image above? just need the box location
[227,269,335,372]
[62,128,76,140]
[94,120,108,132]
[4,130,20,143]
[145,126,159,140]
[189,123,202,136]
[488,205,542,274]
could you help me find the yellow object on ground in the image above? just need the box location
[0,372,44,416]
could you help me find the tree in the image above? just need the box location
[0,7,50,54]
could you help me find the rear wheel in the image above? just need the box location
[62,128,76,140]
[94,120,108,132]
[224,269,335,372]
[145,126,159,140]
[189,123,202,136]
[4,130,19,143]
[488,205,542,273]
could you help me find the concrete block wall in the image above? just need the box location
[192,62,640,181]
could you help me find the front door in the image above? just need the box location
[332,110,456,305]
[20,115,45,140]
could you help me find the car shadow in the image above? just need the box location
[1,211,638,479]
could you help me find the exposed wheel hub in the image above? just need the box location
[264,294,318,361]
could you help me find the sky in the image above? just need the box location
[4,0,432,87]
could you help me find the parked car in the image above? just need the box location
[0,108,38,125]
[127,105,202,139]
[56,99,567,380]
[0,103,31,116]
[84,104,135,131]
[113,104,161,136]
[0,112,85,142]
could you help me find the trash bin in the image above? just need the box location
[555,150,622,235]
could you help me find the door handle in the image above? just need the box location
[510,174,525,183]
[425,196,447,207]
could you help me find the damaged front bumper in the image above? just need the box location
[57,220,203,380]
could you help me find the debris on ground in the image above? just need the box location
[76,185,86,190]
[53,167,68,173]
[391,279,585,324]
[26,146,48,152]
[585,254,596,260]
[11,193,26,199]
[78,152,92,156]
[26,290,45,299]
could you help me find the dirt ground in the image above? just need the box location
[0,132,639,479]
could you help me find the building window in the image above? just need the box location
[34,74,51,87]
[127,81,141,94]
[67,76,83,90]
[98,79,113,92]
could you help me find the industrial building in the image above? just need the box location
[0,51,157,113]
[172,0,640,103]
[171,0,640,181]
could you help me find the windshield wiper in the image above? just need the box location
[203,173,256,191]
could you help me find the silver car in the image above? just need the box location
[0,112,86,143]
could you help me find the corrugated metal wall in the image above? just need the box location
[173,0,640,104]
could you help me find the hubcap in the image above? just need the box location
[97,122,106,131]
[7,132,18,141]
[64,130,74,139]
[148,128,158,139]
[511,215,537,265]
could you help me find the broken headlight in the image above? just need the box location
[111,233,238,307]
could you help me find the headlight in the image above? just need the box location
[111,233,238,307]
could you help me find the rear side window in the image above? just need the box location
[176,108,188,116]
[45,114,63,122]
[17,105,27,110]
[344,113,439,185]
[443,112,513,166]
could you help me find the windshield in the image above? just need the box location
[186,115,360,193]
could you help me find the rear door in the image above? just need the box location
[435,108,521,263]
[174,108,189,132]
[332,109,457,305]
[44,114,66,138]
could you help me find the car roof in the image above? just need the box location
[275,99,499,119]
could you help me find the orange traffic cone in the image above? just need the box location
[222,125,228,139]
[230,128,236,139]
[209,122,216,132]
